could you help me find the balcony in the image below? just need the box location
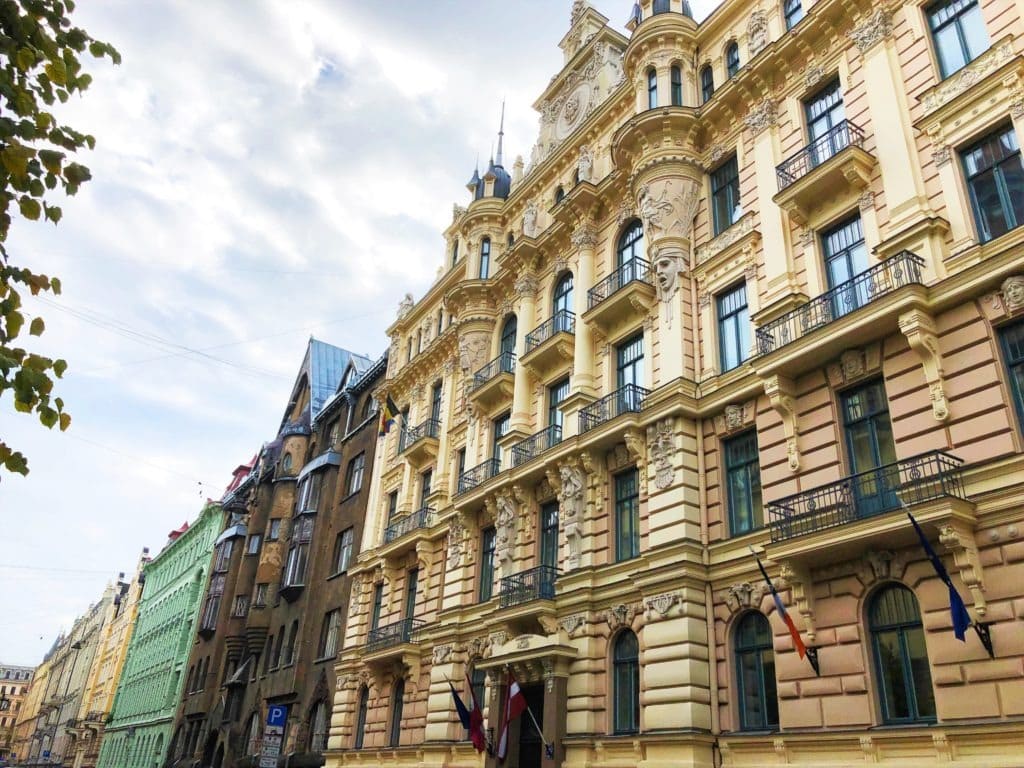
[773,120,876,226]
[365,618,425,653]
[755,251,925,364]
[583,258,656,336]
[384,507,434,545]
[767,452,970,561]
[511,425,562,468]
[398,418,441,466]
[457,458,501,495]
[521,311,575,377]
[499,566,558,609]
[579,384,649,434]
[468,351,515,412]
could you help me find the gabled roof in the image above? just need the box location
[278,338,373,432]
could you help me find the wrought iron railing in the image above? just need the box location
[588,258,654,309]
[579,384,650,433]
[776,119,867,190]
[768,451,966,543]
[384,507,435,544]
[365,618,425,652]
[525,311,575,353]
[499,566,558,609]
[755,251,924,355]
[457,458,501,495]
[511,425,563,467]
[471,351,516,392]
[399,419,441,453]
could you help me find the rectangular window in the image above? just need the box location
[492,412,511,466]
[405,568,419,619]
[200,596,220,631]
[928,0,989,78]
[540,501,559,569]
[700,66,715,104]
[616,333,645,390]
[246,534,262,556]
[326,420,339,449]
[821,216,869,315]
[1000,321,1024,430]
[419,470,433,508]
[479,527,496,602]
[231,595,249,618]
[370,584,384,630]
[711,156,740,235]
[319,609,341,659]
[253,583,269,607]
[647,68,658,110]
[346,453,366,495]
[614,469,640,562]
[718,283,751,372]
[724,431,763,535]
[430,381,443,423]
[962,126,1024,243]
[479,239,491,279]
[784,0,803,29]
[283,544,308,587]
[333,528,354,574]
[842,379,899,517]
[670,66,683,106]
[387,491,399,523]
[267,519,282,541]
[805,79,846,167]
[296,473,323,514]
[456,448,467,480]
[548,377,571,430]
[214,540,233,572]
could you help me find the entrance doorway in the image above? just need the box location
[518,684,545,768]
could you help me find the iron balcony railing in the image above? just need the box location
[776,119,867,190]
[768,451,966,543]
[399,418,440,453]
[579,384,650,433]
[383,507,435,544]
[587,258,654,310]
[471,351,516,392]
[499,565,558,609]
[457,458,501,495]
[511,425,563,467]
[755,251,924,356]
[365,618,425,652]
[525,310,575,353]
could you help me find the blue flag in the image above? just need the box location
[908,512,972,641]
[449,681,472,730]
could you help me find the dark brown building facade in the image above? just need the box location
[168,340,384,768]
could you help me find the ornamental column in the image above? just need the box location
[510,274,539,434]
[570,219,598,397]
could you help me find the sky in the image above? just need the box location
[0,0,718,665]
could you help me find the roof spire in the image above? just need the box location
[495,99,506,167]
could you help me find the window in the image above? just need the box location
[540,502,559,569]
[805,79,847,167]
[553,272,574,318]
[670,65,683,105]
[555,185,566,204]
[962,126,1024,243]
[363,394,379,420]
[717,283,751,372]
[1000,321,1024,430]
[199,595,220,632]
[283,544,308,587]
[869,585,936,723]
[456,447,466,479]
[354,686,369,749]
[614,469,640,562]
[726,42,740,78]
[214,540,233,572]
[725,430,762,535]
[507,231,515,248]
[253,583,268,607]
[612,631,640,734]
[479,237,491,279]
[492,412,510,465]
[345,453,365,496]
[246,535,261,555]
[479,527,496,601]
[309,700,329,753]
[430,381,443,423]
[700,65,714,104]
[451,239,459,268]
[326,420,339,449]
[387,491,399,523]
[711,156,741,235]
[928,0,989,78]
[735,612,778,730]
[281,453,293,473]
[500,315,518,356]
[285,620,299,665]
[784,0,803,29]
[370,583,383,630]
[842,379,898,516]
[419,469,433,508]
[231,595,249,618]
[405,568,419,619]
[333,528,354,574]
[296,473,322,514]
[318,610,341,659]
[821,216,869,315]
[548,377,570,431]
[389,679,405,747]
[652,0,670,12]
[616,333,645,390]
[647,68,658,109]
[272,629,285,669]
[263,636,274,674]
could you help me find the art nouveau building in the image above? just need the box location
[329,1,1024,767]
[0,663,34,762]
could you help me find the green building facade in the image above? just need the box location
[96,503,223,768]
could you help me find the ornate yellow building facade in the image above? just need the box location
[328,1,1024,766]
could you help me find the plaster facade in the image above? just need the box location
[327,1,1024,767]
[0,663,34,761]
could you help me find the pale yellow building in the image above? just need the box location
[0,663,34,762]
[12,657,50,764]
[328,1,1024,766]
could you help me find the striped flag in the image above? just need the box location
[496,670,527,760]
[378,393,400,437]
[752,549,820,676]
[465,674,487,753]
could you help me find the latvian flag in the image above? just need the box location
[496,670,528,760]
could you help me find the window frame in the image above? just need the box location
[332,527,354,575]
[717,282,751,372]
[389,679,406,747]
[246,534,262,556]
[354,686,369,749]
[869,584,937,724]
[318,609,341,659]
[711,155,741,236]
[345,453,366,496]
[999,320,1024,431]
[784,0,804,30]
[612,630,641,734]
[700,65,715,104]
[726,42,740,78]
[724,430,763,536]
[617,220,645,268]
[614,468,641,562]
[479,237,491,279]
[734,612,779,731]
[670,65,683,106]
[479,527,496,602]
[647,68,658,110]
[926,0,990,79]
[961,125,1024,243]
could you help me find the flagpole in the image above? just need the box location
[523,702,554,759]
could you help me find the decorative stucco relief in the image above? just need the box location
[648,418,675,491]
[847,10,892,54]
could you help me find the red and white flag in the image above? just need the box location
[496,670,527,760]
[465,674,487,753]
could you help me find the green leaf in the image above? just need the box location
[29,316,44,335]
[5,451,29,475]
[53,360,67,377]
[50,277,62,294]
[59,412,71,431]
[18,197,41,220]
[39,407,58,428]
[16,48,36,72]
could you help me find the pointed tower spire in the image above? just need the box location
[495,99,506,167]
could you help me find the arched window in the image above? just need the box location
[246,713,261,754]
[555,185,566,204]
[726,42,740,78]
[552,272,574,319]
[389,679,406,747]
[734,612,778,730]
[507,231,515,249]
[500,315,517,357]
[670,65,683,105]
[450,239,459,268]
[354,686,369,749]
[617,220,645,273]
[479,237,491,279]
[646,68,658,109]
[272,626,285,668]
[612,631,640,733]
[653,0,670,12]
[870,585,936,723]
[309,700,329,753]
[784,0,804,30]
[281,453,292,473]
[700,65,715,103]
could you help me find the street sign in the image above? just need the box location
[259,758,277,768]
[267,705,288,729]
[260,704,288,767]
[262,734,282,748]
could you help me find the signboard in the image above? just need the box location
[260,704,288,768]
[266,705,288,732]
